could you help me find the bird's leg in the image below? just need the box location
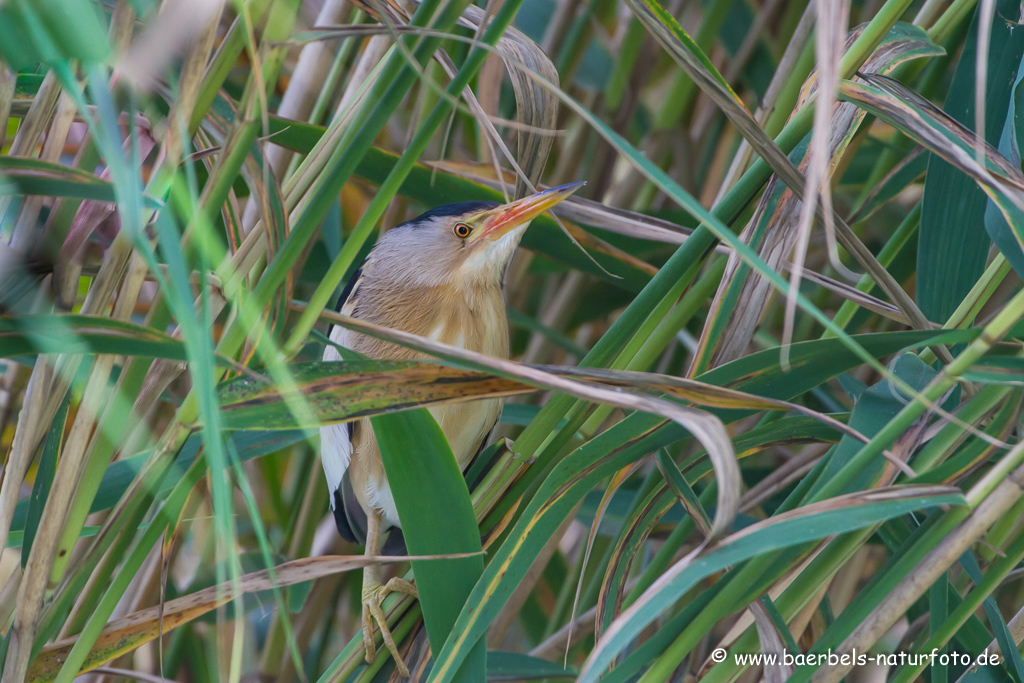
[362,510,418,677]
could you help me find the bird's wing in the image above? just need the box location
[321,264,368,543]
[321,339,353,510]
[320,263,365,504]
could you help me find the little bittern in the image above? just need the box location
[320,182,583,675]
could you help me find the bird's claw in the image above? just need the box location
[362,577,419,677]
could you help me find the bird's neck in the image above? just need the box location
[356,278,510,360]
[423,279,509,356]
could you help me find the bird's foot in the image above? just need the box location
[362,577,419,677]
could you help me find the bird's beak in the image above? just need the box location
[474,182,585,242]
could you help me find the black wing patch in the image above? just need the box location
[332,471,406,553]
[326,263,364,342]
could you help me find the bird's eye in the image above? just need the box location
[453,222,472,238]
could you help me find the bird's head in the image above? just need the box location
[375,182,585,288]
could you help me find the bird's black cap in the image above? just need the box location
[406,200,499,226]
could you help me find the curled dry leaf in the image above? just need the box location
[750,600,795,683]
[842,72,1024,248]
[216,359,532,429]
[345,0,559,198]
[784,0,851,371]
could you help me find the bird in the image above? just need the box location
[319,182,583,675]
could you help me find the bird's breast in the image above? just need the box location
[419,283,507,467]
[430,397,503,469]
[426,288,509,358]
[345,278,509,525]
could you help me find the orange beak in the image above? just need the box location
[473,182,585,242]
